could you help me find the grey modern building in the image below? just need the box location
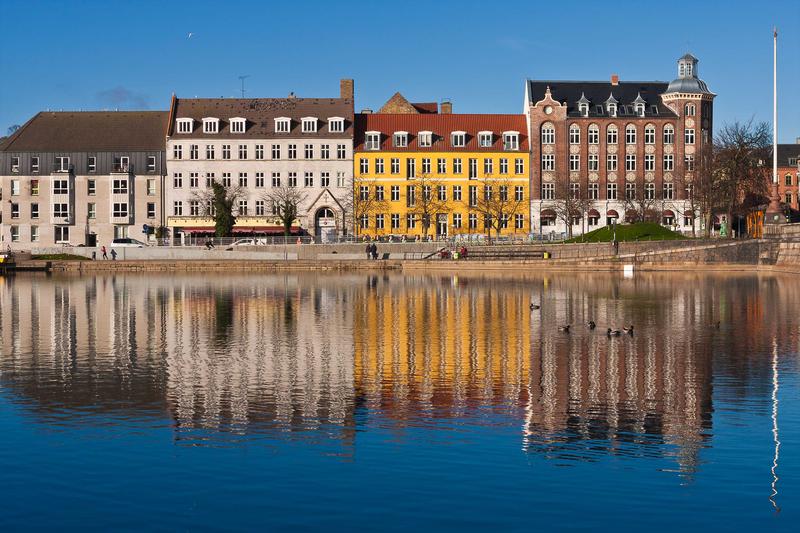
[0,111,168,248]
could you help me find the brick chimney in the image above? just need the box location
[340,79,354,101]
[440,100,452,114]
[611,74,619,85]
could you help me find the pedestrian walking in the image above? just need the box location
[371,243,378,260]
[101,245,108,260]
[110,249,117,261]
[365,242,372,260]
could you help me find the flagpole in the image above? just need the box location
[773,28,778,186]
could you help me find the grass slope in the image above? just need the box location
[32,253,90,261]
[566,222,686,243]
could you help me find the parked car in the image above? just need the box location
[230,238,268,246]
[111,238,147,248]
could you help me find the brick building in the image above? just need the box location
[525,53,715,236]
[773,140,800,210]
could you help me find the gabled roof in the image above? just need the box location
[0,111,168,152]
[167,97,354,138]
[354,113,529,152]
[378,92,438,114]
[526,80,677,118]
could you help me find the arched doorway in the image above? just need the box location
[315,207,337,242]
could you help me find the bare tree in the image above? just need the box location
[406,174,448,239]
[345,176,389,238]
[549,180,593,239]
[192,183,246,237]
[621,181,660,224]
[468,176,528,242]
[262,184,308,237]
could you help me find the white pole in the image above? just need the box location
[773,27,778,185]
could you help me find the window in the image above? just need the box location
[238,200,248,216]
[579,102,589,116]
[607,102,617,117]
[685,129,695,145]
[173,173,183,188]
[645,125,655,144]
[786,193,793,205]
[391,158,400,174]
[365,132,380,150]
[570,183,580,199]
[205,173,215,187]
[359,158,369,175]
[588,125,600,144]
[645,182,655,200]
[83,202,94,219]
[541,182,555,200]
[87,180,96,195]
[173,201,183,216]
[468,185,477,206]
[53,179,69,194]
[451,132,466,147]
[453,185,462,201]
[375,214,385,230]
[391,185,400,201]
[452,213,462,229]
[588,183,599,200]
[336,172,346,187]
[230,118,246,133]
[607,183,617,200]
[390,213,400,229]
[253,200,265,216]
[393,132,408,148]
[31,226,38,242]
[337,144,346,159]
[203,118,219,133]
[607,154,617,171]
[288,144,297,159]
[88,156,97,172]
[10,203,19,218]
[272,173,281,187]
[9,226,19,242]
[145,155,156,172]
[663,182,674,200]
[176,118,193,133]
[500,158,508,174]
[320,144,330,159]
[222,145,231,159]
[301,117,317,133]
[625,125,637,144]
[147,203,156,218]
[469,158,478,178]
[484,158,493,175]
[407,158,416,178]
[645,154,655,171]
[406,185,416,207]
[271,144,281,159]
[625,154,636,172]
[54,226,69,243]
[254,144,264,160]
[664,154,674,171]
[515,214,524,230]
[31,156,39,173]
[304,172,313,187]
[437,158,446,174]
[503,132,519,150]
[664,125,675,144]
[188,144,198,160]
[515,158,524,174]
[304,144,314,159]
[541,124,555,144]
[55,156,70,172]
[222,173,231,187]
[635,103,645,117]
[53,203,69,218]
[113,203,128,218]
[375,185,385,201]
[422,158,431,174]
[588,154,599,171]
[328,117,344,133]
[10,156,20,173]
[685,155,695,171]
[786,174,793,186]
[112,179,128,194]
[239,172,248,187]
[542,154,555,171]
[30,179,39,195]
[453,158,462,174]
[570,154,580,171]
[253,172,264,188]
[288,173,297,187]
[418,131,432,147]
[237,144,247,159]
[406,213,417,229]
[375,158,384,174]
[275,118,290,133]
[468,213,477,230]
[607,125,618,144]
[10,180,20,195]
[569,125,580,145]
[189,200,200,216]
[685,103,696,116]
[438,185,447,201]
[479,132,493,147]
[515,186,524,201]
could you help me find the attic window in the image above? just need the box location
[635,103,645,117]
[503,131,519,151]
[176,118,194,134]
[230,117,246,133]
[650,105,659,115]
[607,103,617,117]
[202,118,219,134]
[595,105,604,115]
[302,117,318,133]
[451,131,466,148]
[478,131,493,148]
[329,117,345,133]
[418,131,432,147]
[275,117,291,133]
[579,103,589,116]
[393,132,408,148]
[365,131,381,150]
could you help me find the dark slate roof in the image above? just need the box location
[526,80,677,118]
[777,144,800,167]
[168,97,354,138]
[0,111,168,152]
[664,77,713,95]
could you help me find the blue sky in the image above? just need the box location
[1,0,798,141]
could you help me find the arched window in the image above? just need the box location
[625,124,637,144]
[685,103,696,116]
[587,124,599,145]
[569,124,580,144]
[607,124,618,145]
[644,124,656,144]
[541,123,555,144]
[663,124,675,144]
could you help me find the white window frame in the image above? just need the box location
[328,117,345,133]
[393,131,408,148]
[202,118,219,134]
[230,117,246,133]
[451,131,466,148]
[301,117,318,133]
[503,131,519,151]
[541,124,555,145]
[478,131,493,148]
[418,131,433,148]
[176,118,194,134]
[365,131,381,151]
[275,117,291,133]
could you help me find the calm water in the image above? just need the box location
[0,271,798,530]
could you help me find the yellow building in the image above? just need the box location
[353,95,530,239]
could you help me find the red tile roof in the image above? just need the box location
[354,113,529,152]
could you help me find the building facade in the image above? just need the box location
[773,141,800,210]
[0,112,167,248]
[526,54,715,236]
[164,80,354,242]
[354,93,530,239]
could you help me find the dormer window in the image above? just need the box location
[635,103,645,117]
[176,118,194,134]
[418,131,432,147]
[451,131,466,148]
[328,117,345,133]
[302,117,318,133]
[503,131,519,151]
[202,118,219,134]
[365,131,381,150]
[230,117,246,133]
[478,131,493,148]
[393,131,408,148]
[607,103,617,117]
[579,103,589,116]
[275,117,291,133]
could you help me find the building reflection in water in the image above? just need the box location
[0,271,795,477]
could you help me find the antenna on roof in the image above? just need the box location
[238,75,251,98]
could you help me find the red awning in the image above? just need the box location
[683,210,695,217]
[541,209,557,218]
[232,226,302,235]
[587,209,600,217]
[607,210,619,218]
[663,209,675,217]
